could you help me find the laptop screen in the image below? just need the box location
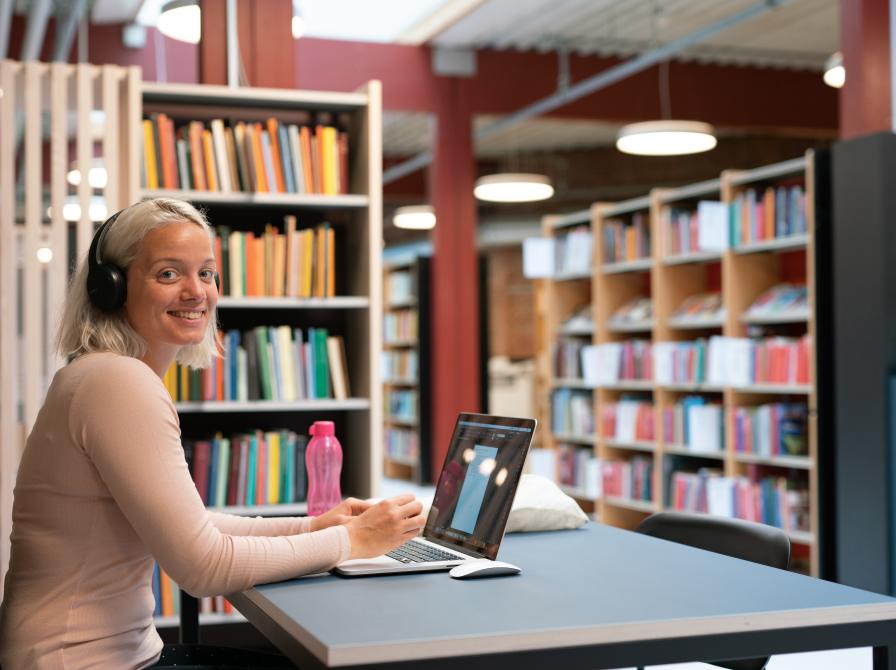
[423,413,536,560]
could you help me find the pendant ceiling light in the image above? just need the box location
[393,205,436,230]
[473,173,554,203]
[824,52,845,89]
[616,120,717,156]
[157,0,201,44]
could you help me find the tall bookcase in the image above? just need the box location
[537,153,820,575]
[382,257,432,484]
[132,81,382,625]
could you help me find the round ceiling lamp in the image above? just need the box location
[473,173,554,203]
[616,120,717,156]
[393,205,436,230]
[157,0,201,44]
[824,52,845,89]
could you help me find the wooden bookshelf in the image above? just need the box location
[133,80,384,514]
[382,257,431,484]
[534,153,820,575]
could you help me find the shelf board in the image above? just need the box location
[217,296,369,309]
[659,382,725,393]
[662,250,723,266]
[733,234,808,255]
[550,209,591,230]
[384,454,418,467]
[730,384,812,395]
[599,380,654,391]
[154,612,247,628]
[175,399,370,412]
[607,319,654,333]
[383,339,418,348]
[787,529,815,545]
[603,496,656,513]
[602,258,653,275]
[602,195,652,217]
[385,416,418,427]
[734,453,812,469]
[666,316,724,330]
[558,324,595,336]
[663,445,725,460]
[551,377,594,389]
[552,269,593,281]
[740,308,810,325]
[658,178,722,203]
[729,156,806,185]
[209,502,307,515]
[603,439,656,453]
[141,188,369,209]
[559,485,599,502]
[553,432,596,445]
[142,81,369,110]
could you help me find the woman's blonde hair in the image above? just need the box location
[57,197,219,370]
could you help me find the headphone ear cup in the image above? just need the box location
[87,263,128,313]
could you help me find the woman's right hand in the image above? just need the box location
[345,494,426,559]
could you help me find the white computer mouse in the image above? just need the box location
[449,559,521,579]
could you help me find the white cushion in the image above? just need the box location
[504,474,589,533]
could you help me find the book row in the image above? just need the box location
[386,389,418,422]
[551,389,595,437]
[580,340,654,385]
[386,270,415,304]
[602,456,654,501]
[662,398,724,453]
[732,403,809,457]
[662,201,729,255]
[381,350,418,382]
[385,427,420,462]
[558,445,600,497]
[384,311,419,343]
[600,400,655,443]
[552,337,588,378]
[603,213,651,263]
[184,430,308,508]
[141,113,349,195]
[554,226,593,275]
[668,469,809,533]
[152,564,234,618]
[730,185,807,247]
[215,219,335,299]
[163,327,350,403]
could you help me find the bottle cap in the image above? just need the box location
[311,420,335,437]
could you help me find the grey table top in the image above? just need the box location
[229,523,896,667]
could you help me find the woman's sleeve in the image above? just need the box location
[207,511,313,536]
[69,357,349,597]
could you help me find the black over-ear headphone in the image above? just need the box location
[86,209,221,313]
[87,210,127,313]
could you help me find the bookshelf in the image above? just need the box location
[535,153,820,575]
[382,257,432,484]
[132,82,382,626]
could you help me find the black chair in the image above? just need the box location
[635,512,791,670]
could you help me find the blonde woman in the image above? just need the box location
[0,198,424,669]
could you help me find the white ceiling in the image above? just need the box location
[425,0,839,70]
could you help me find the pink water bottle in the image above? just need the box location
[305,421,343,516]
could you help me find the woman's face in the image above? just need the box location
[124,220,217,373]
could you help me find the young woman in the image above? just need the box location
[0,198,424,669]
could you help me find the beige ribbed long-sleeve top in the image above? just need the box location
[0,352,350,670]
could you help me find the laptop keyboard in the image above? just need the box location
[386,540,461,564]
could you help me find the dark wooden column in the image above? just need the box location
[199,0,294,88]
[429,77,480,480]
[840,0,891,138]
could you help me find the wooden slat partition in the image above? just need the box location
[0,61,137,597]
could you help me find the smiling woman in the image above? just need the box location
[0,197,426,669]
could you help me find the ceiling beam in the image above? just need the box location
[384,0,786,183]
[0,0,12,60]
[53,0,89,62]
[397,0,488,45]
[20,0,51,61]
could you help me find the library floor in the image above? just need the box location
[381,478,873,670]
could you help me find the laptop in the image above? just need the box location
[333,412,536,576]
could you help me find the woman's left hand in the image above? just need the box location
[309,497,374,532]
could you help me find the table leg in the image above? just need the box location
[874,646,896,670]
